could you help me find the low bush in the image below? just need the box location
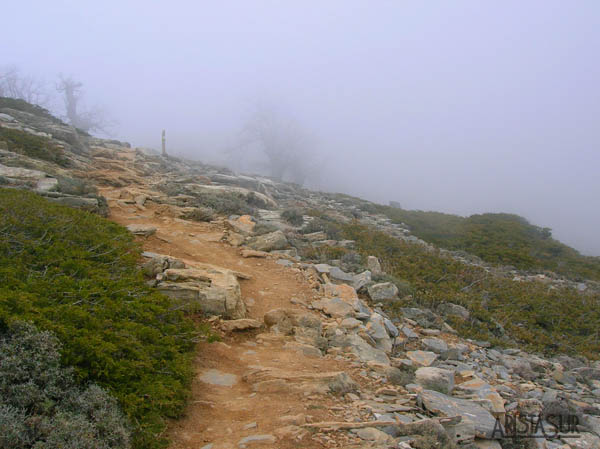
[195,192,256,216]
[0,188,199,448]
[0,128,69,166]
[0,97,67,126]
[0,322,130,449]
[281,208,304,226]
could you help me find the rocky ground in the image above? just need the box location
[2,108,600,449]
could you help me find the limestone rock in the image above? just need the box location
[157,264,246,319]
[419,389,497,438]
[415,367,455,394]
[406,350,438,367]
[367,256,383,276]
[247,230,288,252]
[221,318,262,332]
[126,224,157,236]
[367,282,399,301]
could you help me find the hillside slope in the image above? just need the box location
[2,99,600,449]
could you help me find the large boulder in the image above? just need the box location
[247,230,288,252]
[415,367,455,394]
[157,264,246,319]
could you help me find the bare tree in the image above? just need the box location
[0,66,49,105]
[238,105,315,184]
[56,75,113,134]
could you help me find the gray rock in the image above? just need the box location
[328,372,359,394]
[312,297,355,318]
[384,318,399,338]
[329,266,354,282]
[400,326,418,339]
[438,302,470,320]
[247,230,288,252]
[422,337,449,354]
[238,434,276,447]
[367,256,383,276]
[415,367,455,394]
[366,313,393,353]
[338,333,390,365]
[367,282,399,301]
[353,270,372,291]
[419,389,498,438]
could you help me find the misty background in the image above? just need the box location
[2,1,599,255]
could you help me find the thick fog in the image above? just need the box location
[3,1,599,255]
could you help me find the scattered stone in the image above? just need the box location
[238,434,276,448]
[422,337,449,354]
[221,319,262,332]
[199,369,237,387]
[126,224,157,236]
[406,350,438,367]
[367,282,399,301]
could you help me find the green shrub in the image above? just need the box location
[281,208,304,226]
[373,204,600,281]
[0,128,69,166]
[195,192,256,216]
[0,188,198,448]
[0,322,130,449]
[0,97,66,126]
[252,221,279,236]
[301,217,342,240]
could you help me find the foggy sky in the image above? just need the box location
[3,1,600,255]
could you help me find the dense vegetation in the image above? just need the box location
[353,201,600,282]
[342,223,600,359]
[301,212,600,359]
[0,322,130,448]
[0,189,199,448]
[0,127,69,166]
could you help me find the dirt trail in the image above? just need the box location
[97,184,371,449]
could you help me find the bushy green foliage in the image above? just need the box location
[0,321,130,449]
[341,223,600,359]
[281,208,304,226]
[0,128,69,166]
[194,192,257,216]
[0,97,66,126]
[0,188,197,448]
[373,204,600,281]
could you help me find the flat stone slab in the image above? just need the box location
[238,434,276,447]
[199,369,238,386]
